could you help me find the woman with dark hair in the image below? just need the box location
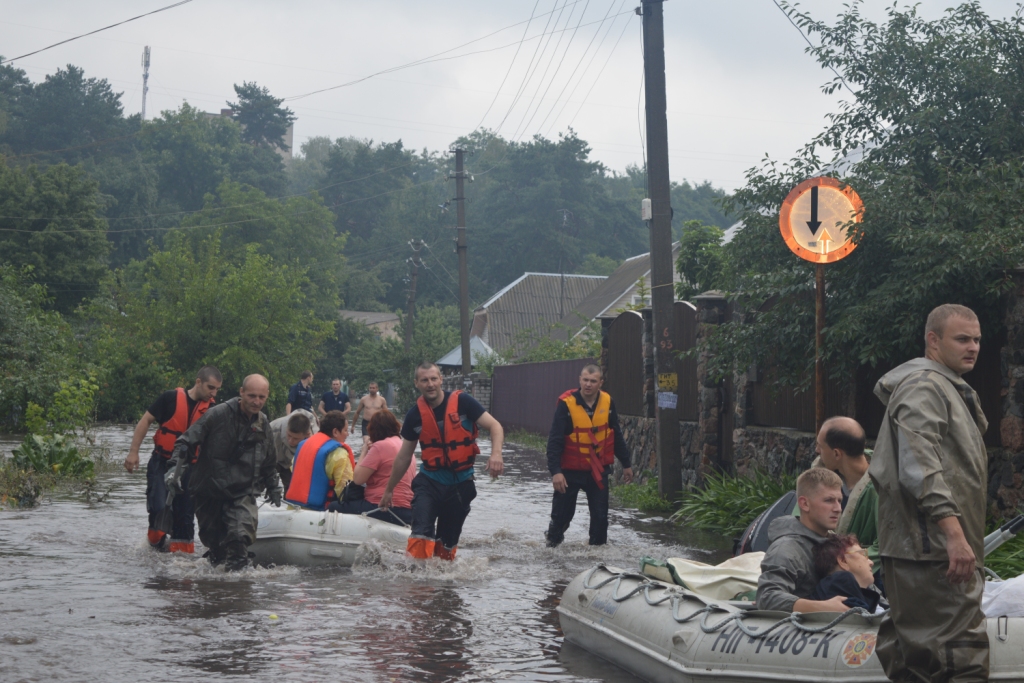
[328,409,414,526]
[810,534,887,613]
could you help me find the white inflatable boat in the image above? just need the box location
[252,506,410,567]
[558,564,1024,683]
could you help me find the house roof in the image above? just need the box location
[472,272,606,352]
[339,310,400,326]
[437,335,494,367]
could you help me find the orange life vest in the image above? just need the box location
[285,432,354,509]
[559,389,615,488]
[152,388,213,458]
[417,391,480,473]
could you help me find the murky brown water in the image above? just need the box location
[0,425,729,682]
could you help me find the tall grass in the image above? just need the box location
[670,469,797,536]
[986,518,1024,579]
[611,478,673,513]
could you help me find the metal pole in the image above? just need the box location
[141,46,151,120]
[642,0,682,498]
[454,149,472,379]
[405,239,422,353]
[815,263,825,433]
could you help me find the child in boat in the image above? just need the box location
[810,533,887,613]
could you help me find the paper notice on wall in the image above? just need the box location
[657,391,678,409]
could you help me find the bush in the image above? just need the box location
[611,477,673,514]
[670,469,796,536]
[11,434,95,479]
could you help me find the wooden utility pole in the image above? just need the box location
[453,149,472,378]
[815,264,825,433]
[642,0,682,499]
[405,239,423,353]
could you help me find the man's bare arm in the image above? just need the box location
[124,412,157,473]
[477,411,504,478]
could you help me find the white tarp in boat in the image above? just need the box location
[640,552,763,600]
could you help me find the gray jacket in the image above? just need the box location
[168,397,277,500]
[756,515,829,612]
[868,358,988,566]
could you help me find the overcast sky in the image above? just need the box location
[2,1,1020,191]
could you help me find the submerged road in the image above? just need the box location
[0,425,729,682]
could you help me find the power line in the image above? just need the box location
[566,8,634,128]
[511,0,578,142]
[0,1,196,65]
[474,0,542,132]
[769,0,854,94]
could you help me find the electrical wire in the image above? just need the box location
[0,1,196,65]
[637,25,648,196]
[474,0,542,132]
[565,9,634,129]
[422,242,459,284]
[511,0,579,142]
[769,0,854,94]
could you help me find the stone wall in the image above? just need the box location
[440,373,491,412]
[618,415,701,488]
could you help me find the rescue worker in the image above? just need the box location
[284,411,355,510]
[285,371,314,414]
[267,409,317,489]
[869,304,990,682]
[165,374,282,571]
[756,467,851,613]
[544,364,633,547]
[124,365,222,553]
[379,362,504,561]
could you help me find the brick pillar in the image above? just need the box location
[694,291,728,482]
[642,307,656,418]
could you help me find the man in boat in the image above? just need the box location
[284,410,355,510]
[756,467,852,613]
[165,374,282,571]
[267,409,317,490]
[352,382,387,453]
[285,371,314,415]
[124,365,222,554]
[815,417,877,554]
[379,362,504,561]
[869,304,989,682]
[317,378,350,419]
[544,363,633,547]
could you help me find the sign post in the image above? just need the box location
[779,177,863,432]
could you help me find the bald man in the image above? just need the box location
[814,416,877,552]
[166,374,281,571]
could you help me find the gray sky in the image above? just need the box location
[2,1,1020,191]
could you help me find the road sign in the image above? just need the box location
[779,177,863,264]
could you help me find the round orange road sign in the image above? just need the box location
[779,177,863,264]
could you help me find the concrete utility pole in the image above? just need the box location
[141,46,151,120]
[642,0,682,499]
[405,239,423,353]
[452,149,472,379]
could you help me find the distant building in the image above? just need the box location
[339,310,400,340]
[202,108,294,160]
[436,336,494,373]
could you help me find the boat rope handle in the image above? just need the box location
[359,507,412,529]
[582,564,878,637]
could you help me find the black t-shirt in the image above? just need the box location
[401,391,486,442]
[321,390,350,413]
[148,389,198,425]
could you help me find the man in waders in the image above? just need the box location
[166,374,282,571]
[379,363,504,561]
[544,364,633,547]
[124,365,222,553]
[869,304,990,682]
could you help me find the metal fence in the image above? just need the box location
[490,357,598,435]
[605,311,645,416]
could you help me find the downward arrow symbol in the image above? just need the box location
[806,186,821,235]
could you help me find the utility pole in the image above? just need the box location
[452,149,472,379]
[642,0,682,499]
[141,46,151,120]
[405,239,423,353]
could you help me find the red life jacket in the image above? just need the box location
[559,389,615,488]
[152,388,213,458]
[417,391,480,473]
[285,432,353,509]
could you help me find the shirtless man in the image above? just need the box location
[353,382,387,452]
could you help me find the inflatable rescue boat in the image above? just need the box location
[558,564,1024,683]
[252,506,410,567]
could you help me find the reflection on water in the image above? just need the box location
[0,425,729,682]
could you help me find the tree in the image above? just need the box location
[708,1,1024,384]
[675,220,727,301]
[227,82,295,150]
[0,160,110,313]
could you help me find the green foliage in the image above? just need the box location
[577,253,620,276]
[228,81,296,150]
[11,434,94,479]
[709,2,1024,384]
[611,478,674,513]
[38,376,98,437]
[671,469,797,536]
[675,220,727,301]
[503,428,548,452]
[986,517,1024,579]
[0,463,49,508]
[619,276,650,312]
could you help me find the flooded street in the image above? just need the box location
[1,425,729,683]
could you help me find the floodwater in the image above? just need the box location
[0,425,730,683]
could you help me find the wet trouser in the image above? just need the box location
[194,494,259,565]
[546,468,609,546]
[877,557,989,683]
[145,453,194,552]
[407,473,476,559]
[328,499,413,526]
